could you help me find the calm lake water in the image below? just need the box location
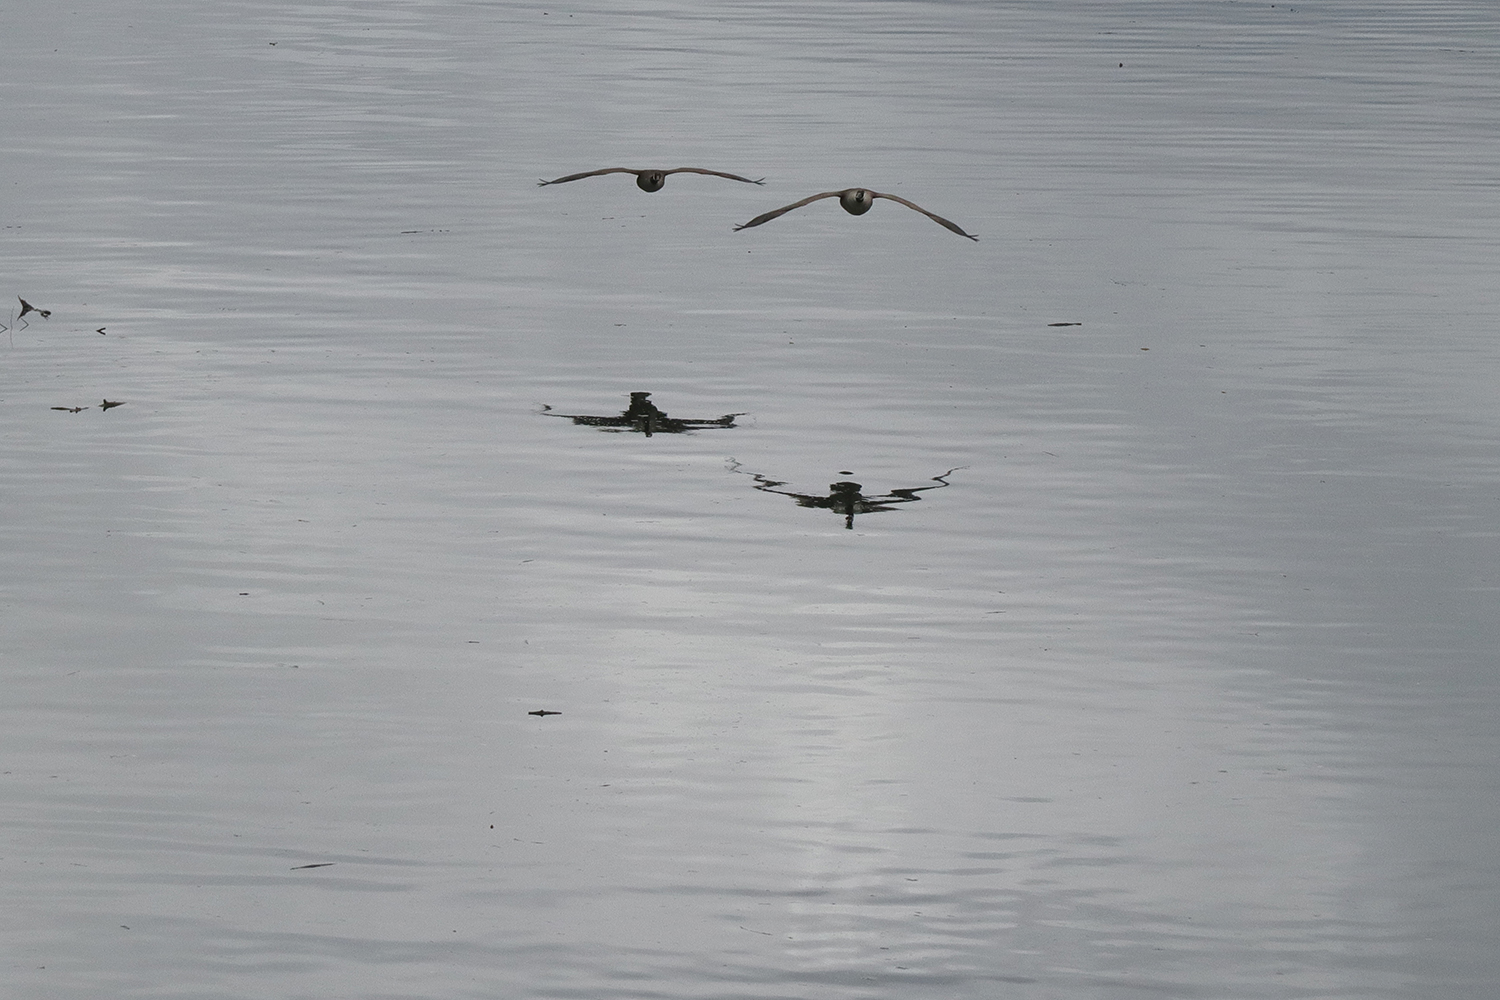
[4,1,1499,997]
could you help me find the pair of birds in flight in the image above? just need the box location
[537,167,978,241]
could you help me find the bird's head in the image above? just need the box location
[636,171,667,192]
[838,189,874,215]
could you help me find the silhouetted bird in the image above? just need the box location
[100,399,125,410]
[18,297,51,319]
[734,188,977,240]
[538,167,765,191]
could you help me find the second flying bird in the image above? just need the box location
[538,167,765,192]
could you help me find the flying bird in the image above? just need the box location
[734,188,977,240]
[18,297,51,319]
[538,167,765,191]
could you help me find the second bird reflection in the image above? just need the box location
[541,392,744,437]
[728,460,964,529]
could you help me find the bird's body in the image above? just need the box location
[538,167,765,191]
[734,188,977,240]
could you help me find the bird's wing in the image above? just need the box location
[664,168,765,185]
[733,191,844,231]
[871,192,979,240]
[537,168,639,187]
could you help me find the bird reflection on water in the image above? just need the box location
[728,460,963,529]
[541,392,745,437]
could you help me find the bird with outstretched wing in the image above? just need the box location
[734,187,976,240]
[538,167,765,192]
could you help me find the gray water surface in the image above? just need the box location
[4,1,1499,998]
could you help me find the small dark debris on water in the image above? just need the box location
[1047,322,1082,327]
[100,399,125,410]
[528,709,561,717]
[291,862,335,870]
[51,406,87,412]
